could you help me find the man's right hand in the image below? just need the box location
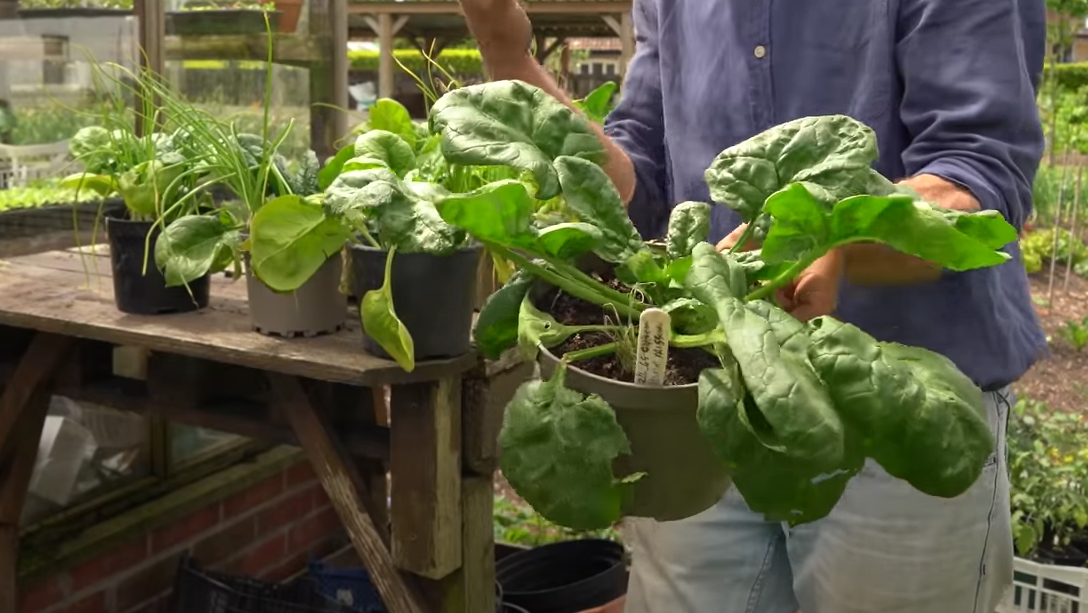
[457,0,533,62]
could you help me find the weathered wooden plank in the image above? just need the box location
[164,33,320,64]
[390,377,462,579]
[0,525,16,613]
[271,374,427,613]
[462,359,534,475]
[0,255,476,386]
[0,333,72,456]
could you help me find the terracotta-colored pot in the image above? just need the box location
[579,596,626,613]
[274,0,304,32]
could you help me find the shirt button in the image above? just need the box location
[754,45,767,59]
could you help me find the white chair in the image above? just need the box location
[0,141,72,188]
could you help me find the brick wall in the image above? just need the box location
[19,461,347,613]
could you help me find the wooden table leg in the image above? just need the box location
[269,374,426,613]
[0,333,73,613]
[431,476,496,613]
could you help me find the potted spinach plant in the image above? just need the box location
[61,115,212,316]
[431,80,1023,531]
[137,32,344,338]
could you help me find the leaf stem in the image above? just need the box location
[671,329,725,349]
[562,342,619,363]
[727,222,758,255]
[491,245,643,319]
[551,260,641,308]
[744,251,824,302]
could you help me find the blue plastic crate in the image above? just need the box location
[307,561,385,613]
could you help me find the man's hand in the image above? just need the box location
[716,223,844,321]
[457,0,532,67]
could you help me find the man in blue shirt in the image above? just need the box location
[459,0,1048,611]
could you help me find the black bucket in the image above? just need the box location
[496,539,628,613]
[350,243,482,362]
[106,216,210,315]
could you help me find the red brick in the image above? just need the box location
[223,475,283,518]
[284,462,316,488]
[191,516,257,567]
[311,485,331,509]
[19,577,66,613]
[70,537,149,592]
[150,504,220,554]
[113,553,183,613]
[63,591,108,613]
[236,533,287,577]
[256,486,315,536]
[287,508,342,556]
[120,595,169,613]
[261,550,309,583]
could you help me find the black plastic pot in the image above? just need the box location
[107,216,210,315]
[1037,545,1088,567]
[350,243,482,362]
[496,539,628,613]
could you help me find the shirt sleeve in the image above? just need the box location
[602,0,668,238]
[896,0,1045,230]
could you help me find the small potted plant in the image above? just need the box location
[432,80,1025,532]
[60,75,212,316]
[167,0,280,36]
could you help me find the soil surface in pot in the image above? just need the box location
[541,279,718,386]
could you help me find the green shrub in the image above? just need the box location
[1020,227,1088,275]
[348,49,483,76]
[1045,62,1088,95]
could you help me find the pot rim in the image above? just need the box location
[538,343,698,391]
[498,538,627,598]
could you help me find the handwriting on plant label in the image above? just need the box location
[634,308,670,386]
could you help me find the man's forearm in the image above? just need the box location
[841,173,983,286]
[484,53,639,205]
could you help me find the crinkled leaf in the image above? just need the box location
[806,316,994,498]
[288,150,321,196]
[429,80,605,200]
[685,243,844,473]
[60,173,117,198]
[498,364,637,530]
[349,130,417,177]
[155,214,237,286]
[116,160,185,217]
[666,201,712,259]
[704,115,878,222]
[661,297,717,335]
[361,248,415,371]
[759,183,831,264]
[374,193,464,255]
[555,155,645,263]
[474,269,535,360]
[249,195,351,292]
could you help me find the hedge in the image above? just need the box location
[347,49,483,76]
[1046,62,1088,94]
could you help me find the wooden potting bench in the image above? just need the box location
[0,246,531,613]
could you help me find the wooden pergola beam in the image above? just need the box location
[362,15,410,99]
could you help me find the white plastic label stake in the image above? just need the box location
[633,308,670,386]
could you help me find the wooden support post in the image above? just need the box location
[390,377,462,580]
[0,333,72,613]
[378,14,395,100]
[133,0,166,136]
[271,374,426,613]
[619,11,635,78]
[308,0,349,160]
[429,477,495,613]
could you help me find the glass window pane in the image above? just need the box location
[21,396,152,525]
[171,425,245,465]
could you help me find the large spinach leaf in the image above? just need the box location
[249,195,351,292]
[429,80,606,200]
[498,363,640,530]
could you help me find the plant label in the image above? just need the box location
[634,308,670,386]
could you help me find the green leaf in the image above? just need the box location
[665,201,712,260]
[516,297,580,360]
[249,195,351,292]
[60,173,117,198]
[348,129,417,178]
[360,248,415,372]
[474,270,536,360]
[435,180,538,249]
[429,80,606,200]
[573,81,618,124]
[366,98,418,149]
[806,316,995,498]
[537,223,603,259]
[704,115,878,222]
[759,183,832,264]
[555,155,645,263]
[498,363,637,530]
[825,194,1014,271]
[319,143,357,191]
[685,243,845,474]
[155,214,236,286]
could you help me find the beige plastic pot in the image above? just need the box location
[537,347,732,522]
[245,253,347,338]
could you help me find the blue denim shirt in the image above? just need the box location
[603,0,1049,390]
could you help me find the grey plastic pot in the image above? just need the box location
[537,347,733,522]
[245,253,347,338]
